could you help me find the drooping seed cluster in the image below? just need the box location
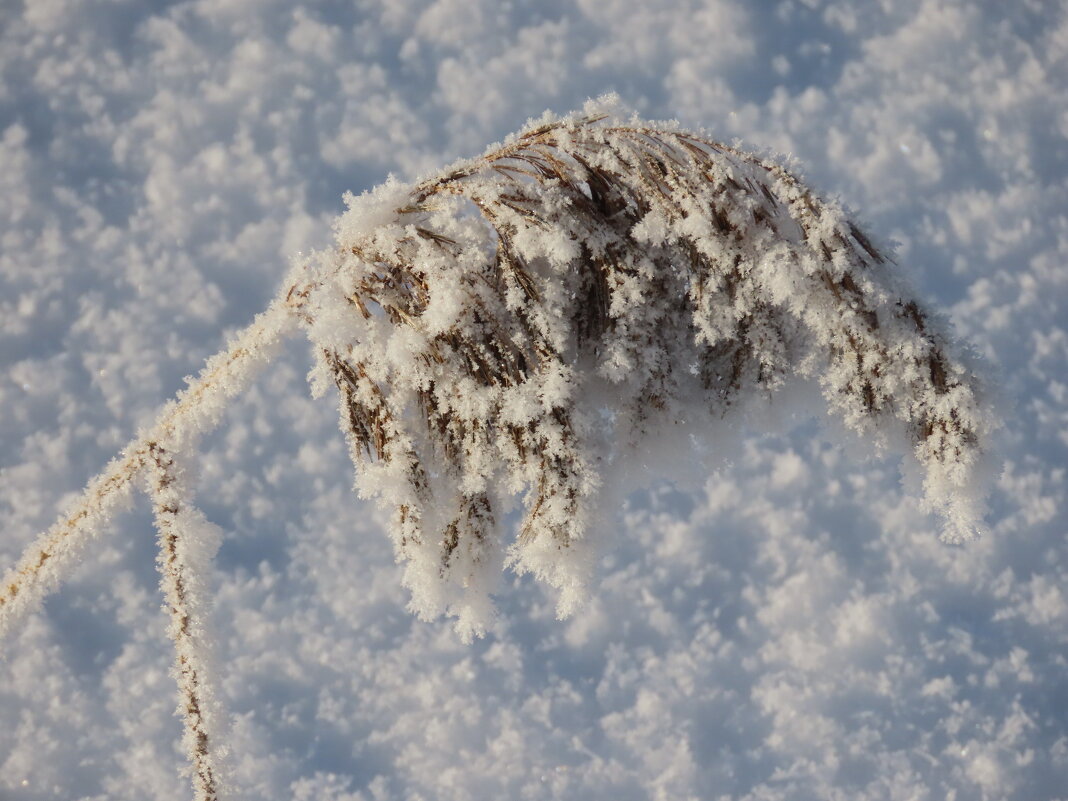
[295,108,991,639]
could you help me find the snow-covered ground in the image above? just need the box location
[2,1,1066,799]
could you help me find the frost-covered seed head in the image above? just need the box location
[295,105,993,639]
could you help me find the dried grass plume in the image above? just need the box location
[0,99,996,800]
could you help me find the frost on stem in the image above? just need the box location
[146,444,229,801]
[296,101,994,639]
[0,299,289,799]
[0,299,292,642]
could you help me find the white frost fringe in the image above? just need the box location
[146,445,231,801]
[0,299,293,641]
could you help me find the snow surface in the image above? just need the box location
[1,1,1066,799]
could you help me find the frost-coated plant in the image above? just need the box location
[0,100,994,800]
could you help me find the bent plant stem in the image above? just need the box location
[0,445,145,634]
[147,444,224,801]
[0,296,298,639]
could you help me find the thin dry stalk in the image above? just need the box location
[146,444,226,801]
[0,298,293,640]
